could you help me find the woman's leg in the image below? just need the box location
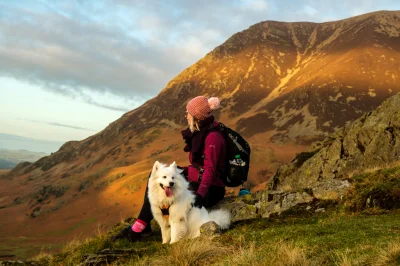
[111,172,152,241]
[189,182,226,208]
[136,184,154,223]
[132,172,153,231]
[203,186,225,207]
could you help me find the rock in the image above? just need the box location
[215,189,318,222]
[270,93,400,193]
[312,180,351,200]
[217,202,258,223]
[200,221,221,237]
[315,208,325,213]
[259,191,314,218]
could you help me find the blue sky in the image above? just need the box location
[0,0,399,148]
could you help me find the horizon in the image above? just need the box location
[1,1,399,152]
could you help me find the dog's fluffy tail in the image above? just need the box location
[208,209,231,230]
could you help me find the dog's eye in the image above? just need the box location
[163,176,167,179]
[172,176,175,179]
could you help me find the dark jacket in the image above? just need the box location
[186,121,226,198]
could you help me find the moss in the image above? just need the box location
[346,166,400,211]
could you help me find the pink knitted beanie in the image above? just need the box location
[186,96,220,120]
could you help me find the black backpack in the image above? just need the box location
[211,123,251,187]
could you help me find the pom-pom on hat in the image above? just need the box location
[186,96,220,120]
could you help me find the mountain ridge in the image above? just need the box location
[15,10,400,178]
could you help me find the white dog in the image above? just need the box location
[148,161,231,244]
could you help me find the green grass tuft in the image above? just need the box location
[346,166,400,211]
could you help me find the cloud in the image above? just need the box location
[1,0,398,113]
[240,0,268,11]
[18,119,95,131]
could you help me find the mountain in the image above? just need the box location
[1,10,400,260]
[0,149,48,169]
[11,10,400,182]
[0,159,16,169]
[0,133,63,153]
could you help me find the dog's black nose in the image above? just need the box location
[169,182,174,187]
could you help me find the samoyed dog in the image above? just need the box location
[148,161,231,244]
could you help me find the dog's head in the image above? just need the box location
[151,161,184,198]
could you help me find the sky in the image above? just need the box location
[0,0,399,150]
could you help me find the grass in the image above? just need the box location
[139,237,230,266]
[374,242,400,266]
[221,211,400,265]
[28,210,400,266]
[345,166,400,211]
[21,165,400,265]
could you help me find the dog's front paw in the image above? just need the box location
[162,235,171,244]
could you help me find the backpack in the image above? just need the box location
[210,123,251,187]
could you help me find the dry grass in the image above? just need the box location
[59,237,84,265]
[94,223,107,237]
[373,241,400,266]
[220,243,263,266]
[30,248,54,263]
[62,237,82,253]
[347,161,400,179]
[272,242,309,266]
[145,236,230,266]
[219,240,309,266]
[332,250,357,266]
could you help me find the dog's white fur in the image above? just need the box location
[148,161,231,244]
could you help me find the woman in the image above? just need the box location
[112,96,226,242]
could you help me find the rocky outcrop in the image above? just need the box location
[214,189,326,223]
[270,92,400,193]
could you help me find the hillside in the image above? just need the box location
[1,10,400,261]
[9,88,400,266]
[10,10,400,184]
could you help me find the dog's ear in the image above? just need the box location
[170,161,177,168]
[153,161,161,173]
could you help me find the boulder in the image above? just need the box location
[200,221,221,237]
